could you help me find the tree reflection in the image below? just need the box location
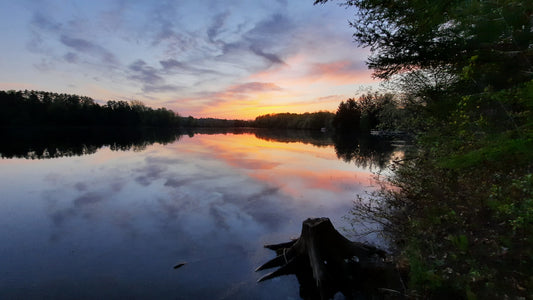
[0,127,181,159]
[253,128,333,147]
[332,134,396,170]
[1,128,400,169]
[252,129,399,169]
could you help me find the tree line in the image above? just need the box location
[180,116,250,128]
[0,90,181,127]
[1,89,407,134]
[316,0,533,298]
[253,111,334,130]
[252,93,405,133]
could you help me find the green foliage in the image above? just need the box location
[375,87,533,297]
[441,137,533,169]
[489,173,533,232]
[447,234,469,253]
[356,155,532,298]
[318,0,533,298]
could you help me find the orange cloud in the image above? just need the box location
[251,55,376,86]
[165,55,378,119]
[306,60,374,84]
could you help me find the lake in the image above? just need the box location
[0,128,401,299]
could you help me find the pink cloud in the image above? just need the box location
[226,82,282,94]
[305,60,374,84]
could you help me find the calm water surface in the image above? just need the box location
[0,129,399,299]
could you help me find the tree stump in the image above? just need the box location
[256,217,404,299]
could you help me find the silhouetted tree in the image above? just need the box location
[332,99,361,133]
[253,112,334,130]
[0,90,181,128]
[358,93,396,132]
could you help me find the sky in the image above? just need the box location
[0,0,378,120]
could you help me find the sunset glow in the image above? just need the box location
[181,132,377,202]
[0,1,378,119]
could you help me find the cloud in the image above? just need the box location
[310,60,366,76]
[63,52,78,63]
[207,11,230,43]
[164,178,193,188]
[60,35,118,65]
[244,13,292,65]
[314,94,345,104]
[147,2,200,57]
[168,81,283,115]
[13,0,375,118]
[48,191,107,229]
[27,13,62,59]
[128,59,181,93]
[74,182,88,191]
[250,46,285,65]
[73,192,104,207]
[227,82,282,94]
[128,60,163,85]
[27,11,122,75]
[134,161,168,186]
[205,10,289,71]
[159,58,186,70]
[251,57,373,88]
[30,12,62,32]
[159,58,222,79]
[247,13,293,43]
[306,60,372,84]
[152,24,197,57]
[186,81,283,116]
[213,13,293,69]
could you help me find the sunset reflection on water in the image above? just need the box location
[0,130,396,299]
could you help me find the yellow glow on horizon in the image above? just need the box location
[164,52,381,120]
[189,53,380,119]
[196,85,339,120]
[198,103,335,120]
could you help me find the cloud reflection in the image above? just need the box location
[40,132,392,247]
[0,131,397,298]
